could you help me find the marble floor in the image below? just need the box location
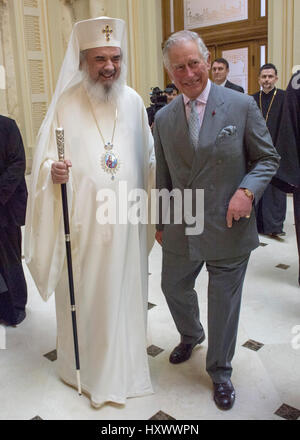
[1,195,300,421]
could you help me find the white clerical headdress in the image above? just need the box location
[75,16,125,51]
[25,16,128,262]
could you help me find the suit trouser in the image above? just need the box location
[161,250,250,383]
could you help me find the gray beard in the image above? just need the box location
[82,64,126,105]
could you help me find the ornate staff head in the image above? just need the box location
[55,128,65,161]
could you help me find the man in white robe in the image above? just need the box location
[25,17,155,408]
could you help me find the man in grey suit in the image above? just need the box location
[153,30,280,410]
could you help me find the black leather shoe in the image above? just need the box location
[213,380,235,410]
[169,334,205,364]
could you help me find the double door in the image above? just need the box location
[208,39,268,95]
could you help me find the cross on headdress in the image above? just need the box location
[102,25,113,42]
[76,17,124,51]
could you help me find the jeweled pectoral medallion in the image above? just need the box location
[101,143,120,180]
[86,94,119,180]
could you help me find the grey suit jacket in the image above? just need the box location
[154,82,280,261]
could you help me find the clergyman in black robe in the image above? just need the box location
[252,64,286,237]
[272,70,300,284]
[0,115,28,325]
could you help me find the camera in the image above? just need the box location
[146,84,179,126]
[147,87,168,126]
[164,87,175,95]
[150,87,168,105]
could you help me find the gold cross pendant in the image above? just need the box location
[102,25,113,42]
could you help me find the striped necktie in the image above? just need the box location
[189,99,200,149]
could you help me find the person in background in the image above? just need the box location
[211,57,244,93]
[0,115,27,326]
[164,83,179,104]
[252,63,286,238]
[272,69,300,284]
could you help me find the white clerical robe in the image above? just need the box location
[26,83,155,405]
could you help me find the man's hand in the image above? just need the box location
[51,160,72,184]
[226,188,253,228]
[155,230,163,246]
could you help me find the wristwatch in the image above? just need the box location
[242,188,254,201]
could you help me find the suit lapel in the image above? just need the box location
[188,83,225,185]
[169,96,195,170]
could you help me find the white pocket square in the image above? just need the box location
[217,125,237,140]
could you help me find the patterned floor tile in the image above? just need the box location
[43,349,57,361]
[242,339,264,351]
[149,410,176,420]
[275,403,300,420]
[276,264,290,270]
[148,302,157,310]
[147,345,164,357]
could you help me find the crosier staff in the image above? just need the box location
[55,128,81,396]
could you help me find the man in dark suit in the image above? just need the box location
[212,57,244,93]
[0,115,28,326]
[154,30,279,410]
